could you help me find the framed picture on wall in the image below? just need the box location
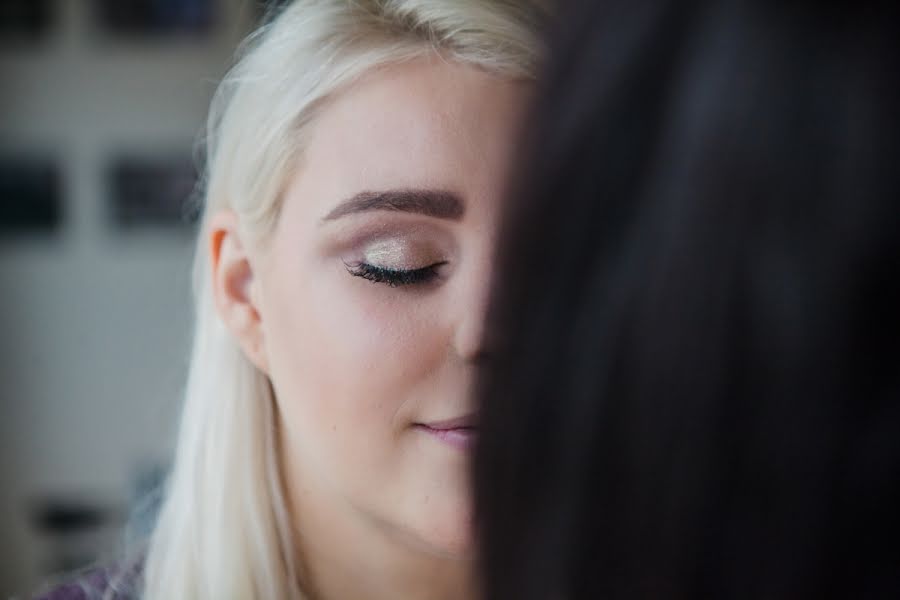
[29,495,121,575]
[107,155,199,229]
[0,0,53,42]
[92,0,216,37]
[0,158,61,235]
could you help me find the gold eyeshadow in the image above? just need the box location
[360,236,445,270]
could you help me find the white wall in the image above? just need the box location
[0,1,257,595]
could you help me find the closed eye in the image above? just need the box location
[345,261,447,287]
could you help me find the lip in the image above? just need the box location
[414,414,478,450]
[420,414,478,430]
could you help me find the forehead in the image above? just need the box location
[286,57,530,220]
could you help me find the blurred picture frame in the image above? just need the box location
[0,158,61,235]
[92,0,216,37]
[0,0,53,42]
[108,155,199,229]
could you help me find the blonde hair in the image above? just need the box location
[142,1,548,598]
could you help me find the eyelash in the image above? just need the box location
[346,262,446,287]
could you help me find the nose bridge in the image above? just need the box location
[452,246,493,363]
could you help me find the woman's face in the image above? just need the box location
[214,57,528,559]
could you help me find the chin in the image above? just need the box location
[432,530,474,559]
[413,496,475,559]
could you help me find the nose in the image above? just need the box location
[451,255,492,364]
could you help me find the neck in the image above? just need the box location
[289,482,477,600]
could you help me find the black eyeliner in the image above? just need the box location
[345,262,446,287]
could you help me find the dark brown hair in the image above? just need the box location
[475,1,900,598]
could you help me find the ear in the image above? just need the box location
[209,210,269,374]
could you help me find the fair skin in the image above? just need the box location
[210,57,528,600]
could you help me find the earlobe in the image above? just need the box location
[209,210,270,374]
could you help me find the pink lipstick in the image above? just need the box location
[415,415,478,450]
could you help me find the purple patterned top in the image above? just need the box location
[33,564,140,600]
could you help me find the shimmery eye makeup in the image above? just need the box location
[340,233,450,287]
[360,238,421,270]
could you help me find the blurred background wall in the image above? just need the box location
[0,1,262,596]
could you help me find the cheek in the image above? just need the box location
[262,260,450,446]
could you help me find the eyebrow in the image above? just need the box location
[321,189,465,222]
